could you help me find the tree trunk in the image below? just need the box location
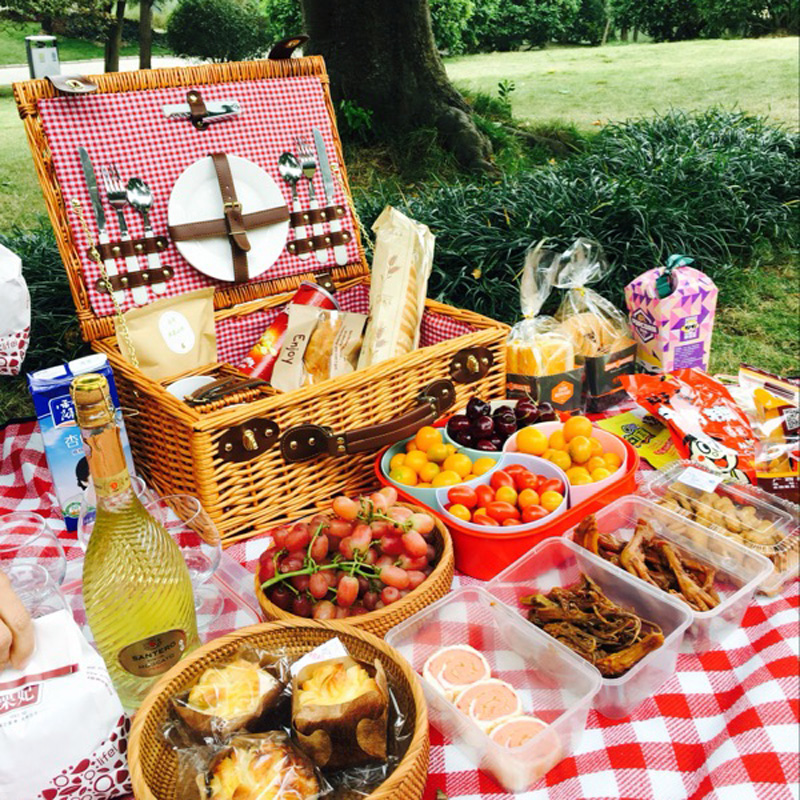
[633,26,639,42]
[620,26,628,41]
[300,0,494,173]
[139,0,153,69]
[104,0,126,73]
[601,17,612,46]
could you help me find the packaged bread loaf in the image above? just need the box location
[358,206,434,369]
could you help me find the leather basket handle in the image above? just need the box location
[280,379,456,463]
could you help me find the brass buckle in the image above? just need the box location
[223,201,242,211]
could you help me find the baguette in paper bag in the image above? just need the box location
[358,206,434,369]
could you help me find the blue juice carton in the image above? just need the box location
[27,354,136,530]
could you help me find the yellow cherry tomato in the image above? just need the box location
[389,453,406,471]
[419,462,441,483]
[518,488,540,509]
[444,453,473,479]
[448,503,472,521]
[587,456,607,473]
[405,439,419,453]
[404,450,429,475]
[389,465,418,486]
[588,437,604,457]
[540,490,564,512]
[472,457,496,476]
[417,481,432,488]
[568,435,592,465]
[444,444,458,457]
[427,443,449,464]
[431,469,462,488]
[591,467,612,482]
[603,451,622,470]
[548,450,572,471]
[548,430,568,451]
[415,426,443,452]
[542,448,558,462]
[566,466,592,486]
[495,485,518,505]
[516,427,548,456]
[563,415,593,442]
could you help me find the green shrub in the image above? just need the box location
[167,0,266,62]
[429,0,475,54]
[557,0,608,44]
[353,110,799,322]
[261,0,303,45]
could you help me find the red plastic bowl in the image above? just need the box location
[374,436,640,580]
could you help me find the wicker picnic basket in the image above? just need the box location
[254,501,454,635]
[128,619,429,799]
[14,56,508,543]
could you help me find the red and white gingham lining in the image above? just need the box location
[215,282,477,366]
[38,76,362,319]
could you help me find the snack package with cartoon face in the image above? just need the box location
[620,369,758,484]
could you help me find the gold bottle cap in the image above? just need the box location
[70,373,114,427]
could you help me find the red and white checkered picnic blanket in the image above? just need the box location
[1,417,798,800]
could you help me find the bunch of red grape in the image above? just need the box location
[257,486,439,620]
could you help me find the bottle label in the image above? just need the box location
[158,310,196,354]
[118,629,187,677]
[93,468,131,498]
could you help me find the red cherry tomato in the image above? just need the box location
[486,501,521,523]
[472,513,496,527]
[489,470,514,491]
[475,484,496,508]
[522,504,549,523]
[539,478,566,496]
[504,463,526,477]
[514,470,541,492]
[447,485,478,509]
[501,518,520,527]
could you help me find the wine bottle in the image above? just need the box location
[71,373,198,709]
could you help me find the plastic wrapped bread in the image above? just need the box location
[358,206,435,369]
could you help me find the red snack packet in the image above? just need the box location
[619,368,757,484]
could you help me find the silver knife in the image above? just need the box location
[162,100,241,122]
[312,127,348,266]
[78,147,126,305]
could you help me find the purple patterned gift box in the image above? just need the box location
[625,261,718,374]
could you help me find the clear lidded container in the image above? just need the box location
[641,461,799,595]
[384,586,602,793]
[568,496,774,651]
[487,538,693,719]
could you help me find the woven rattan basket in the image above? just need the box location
[14,57,508,543]
[254,502,454,636]
[128,620,430,800]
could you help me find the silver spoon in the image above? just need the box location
[126,177,164,296]
[278,152,309,260]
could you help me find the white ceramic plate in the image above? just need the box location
[168,155,289,282]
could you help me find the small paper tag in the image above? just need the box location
[677,466,722,493]
[290,638,348,677]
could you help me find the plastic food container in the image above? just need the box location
[434,453,569,534]
[379,437,502,506]
[375,436,640,580]
[642,461,799,595]
[569,496,774,651]
[487,538,693,719]
[385,586,602,792]
[504,421,628,505]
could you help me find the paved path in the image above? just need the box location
[0,55,195,86]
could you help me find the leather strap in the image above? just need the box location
[168,205,290,241]
[286,229,352,257]
[186,89,209,129]
[280,379,456,463]
[210,152,250,284]
[89,234,169,261]
[47,74,97,94]
[95,265,174,294]
[268,35,309,59]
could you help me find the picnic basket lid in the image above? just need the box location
[13,56,370,344]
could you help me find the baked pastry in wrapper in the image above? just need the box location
[292,656,389,770]
[196,731,319,800]
[172,656,284,737]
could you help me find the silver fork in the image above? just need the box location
[101,164,149,305]
[295,137,328,264]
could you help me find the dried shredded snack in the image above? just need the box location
[520,574,664,678]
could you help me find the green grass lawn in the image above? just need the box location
[0,20,168,65]
[0,87,38,231]
[447,37,799,130]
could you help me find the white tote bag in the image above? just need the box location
[0,242,31,376]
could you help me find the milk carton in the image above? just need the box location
[625,256,718,374]
[26,354,136,530]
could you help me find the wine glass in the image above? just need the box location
[0,512,67,587]
[5,563,70,618]
[142,494,225,623]
[77,475,159,551]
